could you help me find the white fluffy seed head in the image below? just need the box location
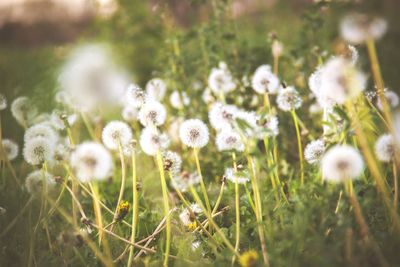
[216,130,244,152]
[11,96,38,127]
[209,102,238,131]
[122,106,139,122]
[138,101,167,127]
[224,168,249,184]
[340,13,387,44]
[250,114,279,139]
[318,57,366,105]
[251,65,280,94]
[24,124,58,144]
[377,90,399,111]
[0,94,7,110]
[50,110,77,130]
[375,134,395,162]
[321,145,364,183]
[162,150,182,176]
[276,86,302,111]
[208,62,236,94]
[25,170,55,196]
[124,84,148,108]
[23,137,55,165]
[70,142,113,183]
[139,127,170,156]
[2,139,19,161]
[102,121,133,150]
[179,119,209,148]
[170,91,190,109]
[170,171,200,192]
[146,78,167,101]
[304,139,325,164]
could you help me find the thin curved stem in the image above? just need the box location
[193,148,211,214]
[127,151,138,267]
[291,110,304,185]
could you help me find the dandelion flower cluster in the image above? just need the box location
[11,96,38,127]
[216,130,244,152]
[276,86,302,111]
[304,140,325,164]
[208,62,236,95]
[251,65,280,94]
[25,170,56,196]
[124,83,148,108]
[209,102,239,131]
[2,139,19,161]
[140,127,170,156]
[23,137,55,165]
[162,150,182,176]
[138,101,167,127]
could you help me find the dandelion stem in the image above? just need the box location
[110,142,127,232]
[211,178,226,215]
[127,150,138,267]
[81,112,97,140]
[156,150,171,267]
[232,152,241,265]
[393,162,398,211]
[291,110,304,185]
[193,148,212,214]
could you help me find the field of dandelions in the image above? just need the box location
[1,1,400,267]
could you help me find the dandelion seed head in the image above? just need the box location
[276,86,302,111]
[162,150,182,176]
[304,139,325,164]
[24,124,58,145]
[208,62,236,94]
[124,84,148,108]
[377,90,399,111]
[11,96,38,127]
[23,137,55,165]
[179,119,209,148]
[146,78,167,101]
[25,170,55,196]
[50,110,77,130]
[139,127,170,156]
[340,13,387,44]
[216,130,244,152]
[170,90,190,109]
[70,142,113,183]
[251,65,280,94]
[375,134,395,162]
[102,121,133,150]
[209,102,238,131]
[224,168,249,184]
[170,171,200,192]
[138,101,166,127]
[2,139,19,161]
[321,145,364,183]
[121,106,139,122]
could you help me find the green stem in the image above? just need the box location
[156,151,171,267]
[127,151,138,267]
[193,148,211,214]
[291,110,304,185]
[232,152,241,264]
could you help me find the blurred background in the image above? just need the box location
[1,0,400,135]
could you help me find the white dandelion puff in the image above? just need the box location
[50,110,77,130]
[139,127,170,156]
[11,96,38,127]
[340,13,387,44]
[170,90,190,109]
[209,102,238,131]
[208,62,236,95]
[216,130,244,152]
[23,137,55,165]
[2,139,19,161]
[124,84,148,108]
[276,86,302,111]
[318,57,366,105]
[179,119,209,148]
[251,65,280,94]
[171,171,201,192]
[24,123,58,144]
[375,134,395,162]
[162,150,182,176]
[138,100,167,127]
[224,168,249,184]
[304,139,325,164]
[102,121,133,150]
[122,106,139,122]
[25,170,56,196]
[321,145,364,183]
[377,90,399,111]
[70,142,113,183]
[0,94,7,110]
[146,78,167,101]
